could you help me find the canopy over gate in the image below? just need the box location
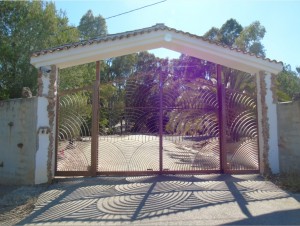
[30,24,283,184]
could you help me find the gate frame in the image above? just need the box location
[31,24,283,184]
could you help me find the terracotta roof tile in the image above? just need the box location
[31,23,283,65]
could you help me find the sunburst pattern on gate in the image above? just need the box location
[163,78,220,171]
[98,75,160,172]
[97,75,221,172]
[57,90,92,172]
[225,89,259,171]
[56,72,259,174]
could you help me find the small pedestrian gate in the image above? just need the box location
[55,66,259,176]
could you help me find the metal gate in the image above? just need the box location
[55,87,93,176]
[55,65,259,176]
[224,88,259,172]
[97,72,221,174]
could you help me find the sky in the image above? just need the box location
[54,0,300,71]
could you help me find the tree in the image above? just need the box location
[219,18,243,46]
[59,9,109,91]
[203,19,243,47]
[234,21,266,57]
[203,27,220,42]
[78,10,107,40]
[296,67,300,75]
[123,56,168,133]
[171,54,215,81]
[110,54,137,87]
[276,64,300,101]
[179,19,266,94]
[164,19,266,137]
[204,19,266,93]
[0,1,79,100]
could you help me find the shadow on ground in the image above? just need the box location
[224,209,300,225]
[19,174,300,225]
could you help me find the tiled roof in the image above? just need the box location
[31,23,282,65]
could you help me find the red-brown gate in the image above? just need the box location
[55,86,93,176]
[55,65,259,176]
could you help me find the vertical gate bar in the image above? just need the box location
[217,64,226,173]
[159,69,163,173]
[221,84,227,171]
[255,74,261,171]
[54,94,59,175]
[91,61,100,176]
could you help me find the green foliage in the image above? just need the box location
[219,18,243,46]
[203,27,220,42]
[276,65,300,101]
[135,51,159,74]
[59,9,109,91]
[165,78,218,136]
[163,19,265,135]
[109,54,138,89]
[99,83,123,132]
[185,19,262,94]
[58,91,92,138]
[234,21,266,57]
[59,63,99,90]
[2,3,299,140]
[203,19,243,47]
[0,1,79,100]
[78,9,107,40]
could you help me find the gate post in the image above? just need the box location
[35,65,58,184]
[256,71,279,175]
[91,61,100,176]
[217,64,227,173]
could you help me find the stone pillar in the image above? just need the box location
[35,65,57,184]
[256,71,279,175]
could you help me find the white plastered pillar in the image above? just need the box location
[256,71,279,174]
[35,65,57,184]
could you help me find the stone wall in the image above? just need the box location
[277,100,300,173]
[0,97,37,185]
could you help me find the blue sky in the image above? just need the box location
[54,0,300,71]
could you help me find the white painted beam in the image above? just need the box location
[31,29,283,74]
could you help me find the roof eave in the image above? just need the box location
[30,26,283,74]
